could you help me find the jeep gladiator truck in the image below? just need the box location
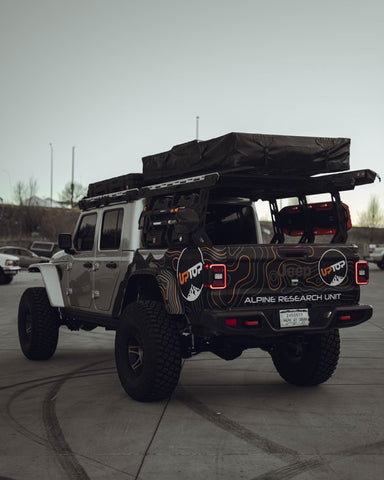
[18,132,378,401]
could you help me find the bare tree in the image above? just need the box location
[11,178,42,235]
[13,178,38,206]
[357,195,384,227]
[59,182,87,207]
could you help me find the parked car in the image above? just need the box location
[365,244,384,270]
[0,252,20,284]
[0,246,50,268]
[29,241,59,258]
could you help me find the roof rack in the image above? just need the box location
[216,169,378,201]
[78,168,378,211]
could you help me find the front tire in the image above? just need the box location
[0,268,13,285]
[115,300,182,402]
[18,287,60,360]
[270,329,340,386]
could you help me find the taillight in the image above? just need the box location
[224,318,260,327]
[225,318,238,327]
[338,311,361,321]
[205,264,227,290]
[355,261,369,285]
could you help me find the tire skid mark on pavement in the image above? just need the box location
[41,361,104,480]
[177,386,328,480]
[4,367,384,480]
[3,369,116,448]
[0,366,115,391]
[2,361,135,479]
[250,458,326,480]
[177,385,384,480]
[5,382,51,448]
[176,385,298,458]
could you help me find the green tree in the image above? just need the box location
[357,195,384,227]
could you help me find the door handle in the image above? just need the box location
[83,262,92,269]
[106,262,117,269]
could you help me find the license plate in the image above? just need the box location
[279,309,309,328]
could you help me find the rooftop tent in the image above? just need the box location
[142,132,350,183]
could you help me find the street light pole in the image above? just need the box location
[70,146,75,208]
[196,116,200,141]
[49,143,53,207]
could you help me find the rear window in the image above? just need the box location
[206,204,257,245]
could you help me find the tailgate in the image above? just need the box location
[202,244,361,309]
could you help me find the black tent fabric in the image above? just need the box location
[142,132,350,183]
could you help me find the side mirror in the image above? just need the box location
[58,233,74,254]
[174,208,200,234]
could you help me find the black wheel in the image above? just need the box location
[0,268,13,285]
[377,260,384,270]
[270,329,340,386]
[18,287,60,360]
[115,300,182,402]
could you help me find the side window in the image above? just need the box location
[74,213,97,251]
[100,209,124,250]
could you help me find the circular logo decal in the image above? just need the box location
[318,249,347,286]
[177,248,204,302]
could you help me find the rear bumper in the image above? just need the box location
[199,304,373,337]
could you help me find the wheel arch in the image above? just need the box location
[115,272,184,316]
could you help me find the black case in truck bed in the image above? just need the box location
[18,132,379,402]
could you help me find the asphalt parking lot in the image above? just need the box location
[1,267,383,480]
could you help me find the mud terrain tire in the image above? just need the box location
[271,329,340,386]
[18,287,60,360]
[115,300,182,402]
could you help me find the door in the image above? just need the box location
[68,212,97,309]
[93,208,124,312]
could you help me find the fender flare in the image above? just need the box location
[118,270,184,316]
[29,263,64,307]
[155,270,184,315]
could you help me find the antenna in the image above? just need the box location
[196,116,200,141]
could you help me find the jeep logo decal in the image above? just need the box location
[177,248,204,301]
[318,249,347,286]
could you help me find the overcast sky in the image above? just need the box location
[0,0,383,220]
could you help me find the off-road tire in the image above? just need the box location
[270,329,340,386]
[0,268,13,285]
[18,287,60,360]
[115,300,182,402]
